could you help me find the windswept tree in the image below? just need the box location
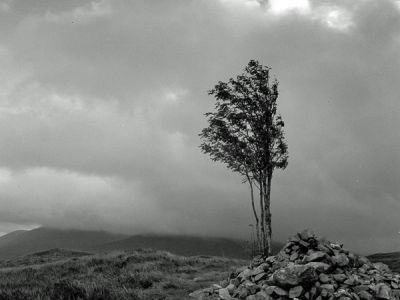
[200,60,288,256]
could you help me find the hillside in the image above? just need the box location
[0,227,127,259]
[96,234,283,259]
[0,227,283,260]
[0,248,246,300]
[368,251,400,273]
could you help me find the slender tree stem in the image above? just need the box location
[248,177,260,254]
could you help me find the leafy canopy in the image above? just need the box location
[200,60,288,180]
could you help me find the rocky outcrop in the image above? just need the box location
[190,230,400,300]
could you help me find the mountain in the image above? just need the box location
[0,227,283,260]
[368,251,400,273]
[0,227,126,259]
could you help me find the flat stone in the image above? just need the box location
[376,283,391,300]
[273,286,288,296]
[305,251,326,262]
[236,287,248,299]
[344,277,356,286]
[298,240,309,248]
[218,288,233,300]
[351,292,360,300]
[357,290,372,300]
[289,286,303,298]
[255,291,269,298]
[290,252,299,261]
[239,269,252,280]
[226,284,235,293]
[273,264,318,286]
[298,229,315,240]
[373,262,390,273]
[254,272,267,282]
[251,266,265,276]
[304,262,331,272]
[353,285,369,293]
[320,284,335,292]
[246,283,260,294]
[332,254,350,267]
[319,273,330,283]
[333,273,347,282]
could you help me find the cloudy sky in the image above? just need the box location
[0,0,399,253]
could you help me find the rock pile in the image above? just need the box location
[190,230,400,300]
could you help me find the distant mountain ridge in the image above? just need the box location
[0,227,126,259]
[0,227,283,260]
[368,251,400,273]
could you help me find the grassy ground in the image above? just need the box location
[0,248,247,300]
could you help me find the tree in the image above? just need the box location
[199,60,288,256]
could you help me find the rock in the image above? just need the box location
[189,230,400,300]
[239,269,252,280]
[374,263,391,273]
[230,278,240,287]
[298,229,315,240]
[332,254,350,267]
[344,277,356,286]
[189,288,215,299]
[264,285,287,296]
[376,283,391,299]
[358,290,373,300]
[333,273,347,282]
[212,284,222,290]
[298,240,309,248]
[320,284,335,292]
[305,262,331,272]
[353,285,369,293]
[226,284,235,293]
[254,272,267,282]
[319,273,330,283]
[351,292,361,300]
[246,282,260,294]
[272,286,288,296]
[273,264,318,286]
[290,252,299,261]
[305,251,326,262]
[236,287,248,298]
[218,288,233,300]
[289,286,303,298]
[255,290,269,298]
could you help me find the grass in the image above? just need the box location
[0,248,247,300]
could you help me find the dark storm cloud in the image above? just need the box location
[0,0,399,252]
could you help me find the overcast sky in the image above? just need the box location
[0,0,399,253]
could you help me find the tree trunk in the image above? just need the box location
[263,170,273,257]
[259,174,266,253]
[247,175,260,254]
[249,180,261,254]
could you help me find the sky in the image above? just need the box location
[0,0,399,254]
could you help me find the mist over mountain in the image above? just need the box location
[0,227,283,260]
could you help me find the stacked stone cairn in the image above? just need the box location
[190,230,400,300]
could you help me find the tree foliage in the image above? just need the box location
[200,60,288,256]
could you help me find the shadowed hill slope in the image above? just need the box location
[0,227,127,259]
[368,251,400,273]
[95,234,283,259]
[0,227,283,260]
